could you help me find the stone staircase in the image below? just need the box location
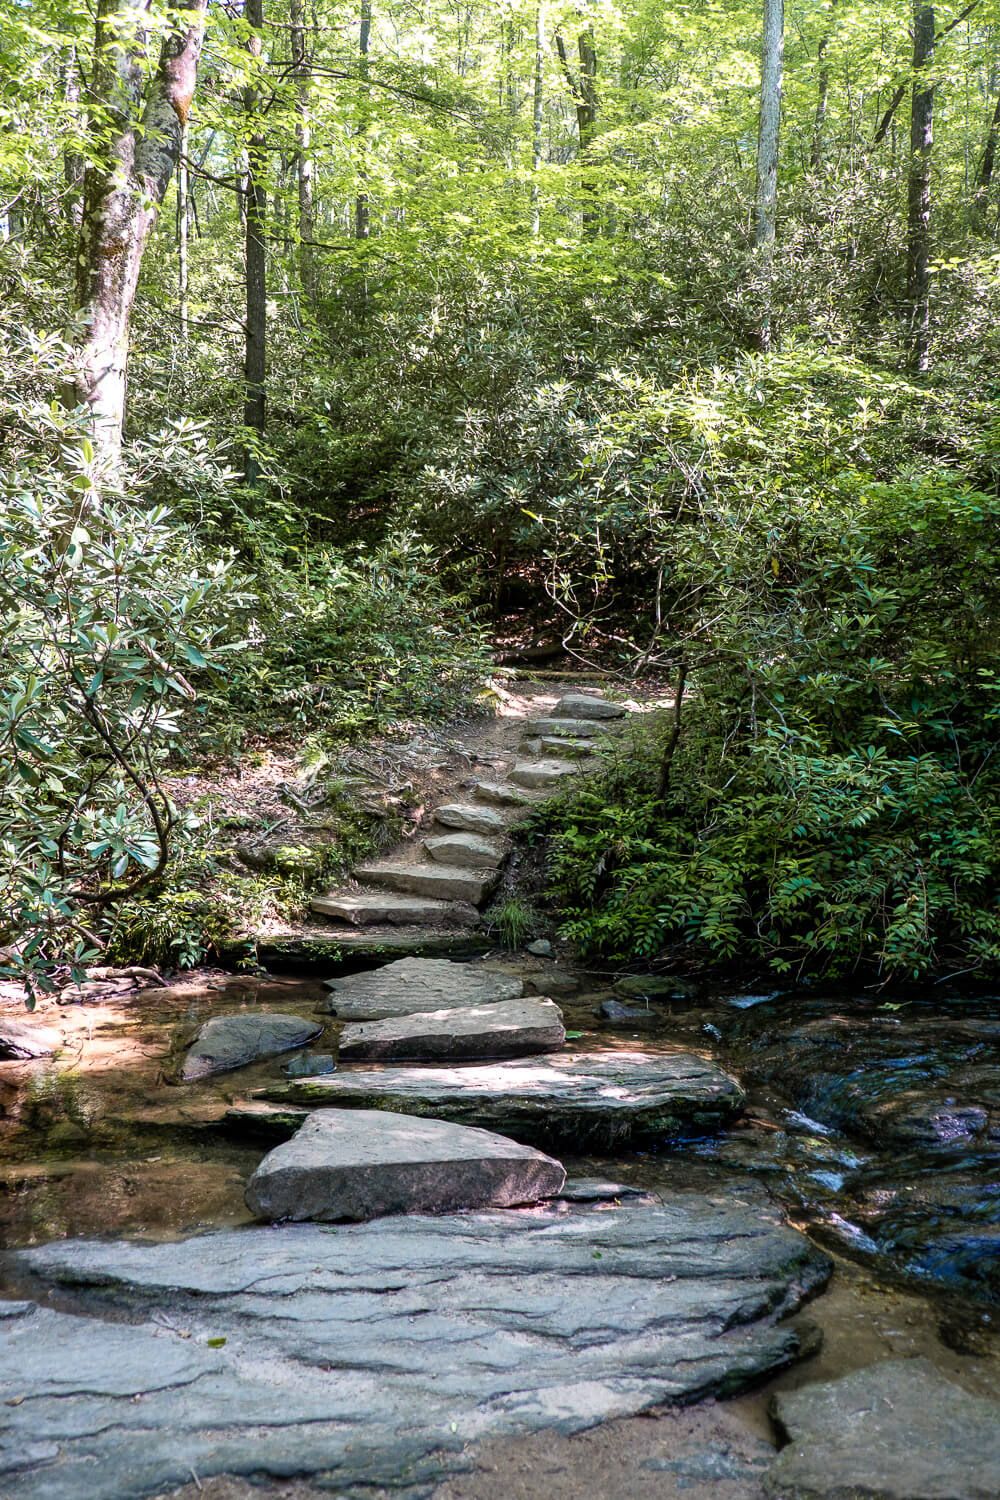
[308,689,630,934]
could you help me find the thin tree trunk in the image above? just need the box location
[811,29,830,169]
[355,0,373,240]
[290,0,316,297]
[555,26,598,232]
[62,46,84,226]
[243,0,267,481]
[73,0,208,463]
[975,87,1000,196]
[530,0,545,234]
[907,0,935,373]
[178,121,189,344]
[754,0,784,351]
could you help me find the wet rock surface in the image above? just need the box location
[261,1048,746,1148]
[180,1012,323,1081]
[244,1107,566,1220]
[0,1190,828,1500]
[766,1357,1000,1499]
[683,991,1000,1303]
[320,956,525,1020]
[338,997,566,1061]
[0,1019,60,1059]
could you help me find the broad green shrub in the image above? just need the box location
[539,356,1000,981]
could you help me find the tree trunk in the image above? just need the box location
[974,87,1000,200]
[355,0,373,240]
[289,0,316,297]
[177,121,189,344]
[555,26,598,231]
[531,0,545,235]
[811,30,830,169]
[754,0,784,351]
[62,46,84,226]
[243,0,267,482]
[73,0,208,463]
[907,0,934,373]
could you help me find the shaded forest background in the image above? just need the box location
[5,0,1000,991]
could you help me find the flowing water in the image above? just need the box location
[1,961,998,1497]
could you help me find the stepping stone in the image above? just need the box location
[615,974,699,1001]
[260,1049,746,1148]
[320,957,524,1020]
[338,998,565,1062]
[244,1108,566,1222]
[538,735,594,758]
[433,802,506,834]
[0,1019,61,1060]
[526,716,608,737]
[509,759,579,789]
[424,831,504,868]
[473,780,536,807]
[553,693,627,720]
[2,1192,828,1500]
[310,892,479,928]
[180,1013,323,1081]
[353,860,496,906]
[767,1358,1000,1499]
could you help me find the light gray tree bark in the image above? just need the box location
[243,0,267,481]
[754,0,784,350]
[73,0,209,463]
[907,0,935,372]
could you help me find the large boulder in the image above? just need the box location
[320,956,524,1020]
[0,1188,829,1499]
[338,997,565,1062]
[180,1013,322,1081]
[260,1048,745,1149]
[244,1107,566,1221]
[767,1358,1000,1499]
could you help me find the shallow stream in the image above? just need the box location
[1,959,998,1495]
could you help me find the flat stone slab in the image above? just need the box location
[509,759,580,789]
[310,891,480,927]
[338,998,565,1061]
[553,694,627,720]
[526,716,608,737]
[767,1358,1000,1499]
[434,802,507,833]
[261,1048,746,1148]
[180,1013,322,1081]
[321,957,525,1020]
[245,1107,566,1222]
[354,860,496,905]
[473,780,537,806]
[538,735,594,758]
[0,1019,61,1060]
[424,831,504,868]
[0,1190,829,1499]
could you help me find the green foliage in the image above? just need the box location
[541,358,1000,981]
[0,331,239,996]
[484,895,540,950]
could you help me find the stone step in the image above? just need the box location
[423,831,504,869]
[536,735,594,759]
[244,1108,566,1223]
[260,1049,746,1150]
[433,802,507,834]
[525,716,609,738]
[472,780,537,807]
[353,860,497,906]
[310,892,479,928]
[180,1014,323,1082]
[553,693,627,721]
[338,998,565,1062]
[320,956,524,1020]
[508,759,580,789]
